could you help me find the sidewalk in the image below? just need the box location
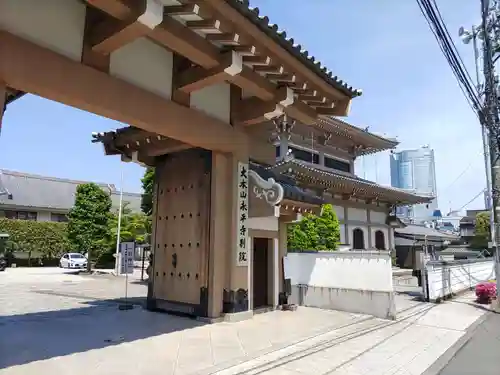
[0,290,487,375]
[437,311,500,375]
[206,294,485,375]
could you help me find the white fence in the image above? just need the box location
[284,251,396,319]
[425,259,495,302]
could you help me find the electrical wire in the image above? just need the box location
[441,150,487,194]
[416,0,483,118]
[431,0,482,100]
[457,188,487,211]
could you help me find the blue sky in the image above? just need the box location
[0,0,486,213]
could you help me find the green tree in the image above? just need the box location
[287,222,310,251]
[141,167,155,216]
[67,183,112,271]
[108,202,149,246]
[287,204,340,252]
[472,211,490,249]
[314,204,340,250]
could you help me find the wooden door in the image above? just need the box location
[253,237,269,309]
[153,150,211,312]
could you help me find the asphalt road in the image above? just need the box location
[439,312,500,375]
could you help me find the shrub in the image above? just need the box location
[287,204,340,252]
[475,282,496,304]
[0,218,69,259]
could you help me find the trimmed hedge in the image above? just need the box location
[0,218,69,259]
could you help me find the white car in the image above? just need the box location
[59,253,87,269]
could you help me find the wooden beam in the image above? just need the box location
[163,4,211,18]
[206,33,242,45]
[233,87,294,125]
[87,0,221,67]
[284,100,318,125]
[89,18,151,55]
[230,66,275,101]
[172,54,191,107]
[81,6,110,73]
[0,31,248,155]
[87,0,324,118]
[0,83,6,132]
[87,0,276,101]
[316,99,352,117]
[202,0,353,101]
[88,0,164,54]
[146,141,192,156]
[176,51,243,93]
[232,97,280,126]
[244,55,272,66]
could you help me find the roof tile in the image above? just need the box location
[228,0,362,98]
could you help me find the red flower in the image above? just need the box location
[475,282,497,304]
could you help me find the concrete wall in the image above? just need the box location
[191,83,231,124]
[284,251,396,319]
[425,259,495,302]
[110,37,173,100]
[0,0,86,61]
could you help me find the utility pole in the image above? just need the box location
[459,24,496,256]
[480,0,500,303]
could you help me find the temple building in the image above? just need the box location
[93,115,432,318]
[1,0,432,321]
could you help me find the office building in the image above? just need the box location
[390,146,438,223]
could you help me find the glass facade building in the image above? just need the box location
[390,146,438,222]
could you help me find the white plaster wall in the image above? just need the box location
[426,260,495,301]
[347,207,367,221]
[333,205,345,220]
[191,83,231,124]
[389,227,395,249]
[284,251,394,292]
[370,226,389,250]
[247,216,278,231]
[110,38,173,100]
[0,0,86,61]
[339,224,346,244]
[347,224,368,249]
[370,210,387,224]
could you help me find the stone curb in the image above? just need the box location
[421,311,491,375]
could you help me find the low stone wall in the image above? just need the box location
[425,258,495,302]
[284,251,396,319]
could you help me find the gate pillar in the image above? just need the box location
[208,152,251,320]
[0,83,6,131]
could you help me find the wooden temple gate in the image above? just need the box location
[1,0,362,320]
[153,150,211,315]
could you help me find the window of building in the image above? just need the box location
[275,145,281,158]
[352,228,365,249]
[375,230,386,250]
[290,147,319,164]
[4,210,38,221]
[51,213,68,222]
[324,156,351,173]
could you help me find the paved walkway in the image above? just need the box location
[0,268,489,375]
[438,310,500,375]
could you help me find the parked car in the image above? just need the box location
[59,253,88,269]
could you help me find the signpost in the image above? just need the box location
[119,241,135,275]
[119,241,135,310]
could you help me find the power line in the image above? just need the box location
[441,161,474,193]
[458,188,487,211]
[416,0,483,117]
